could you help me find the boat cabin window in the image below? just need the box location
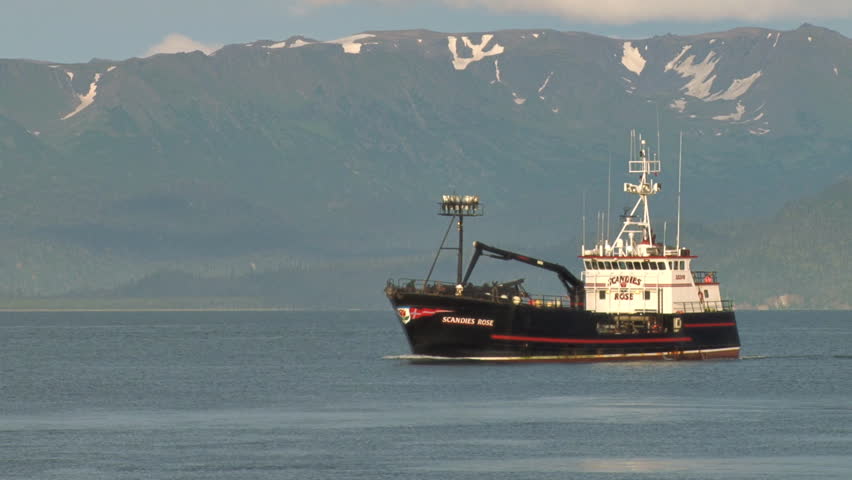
[680,261,685,270]
[668,261,673,269]
[599,290,606,300]
[585,261,591,269]
[644,291,651,300]
[591,260,599,269]
[641,262,650,270]
[604,261,612,269]
[649,262,658,270]
[618,261,626,269]
[657,262,666,270]
[633,262,641,269]
[626,262,634,270]
[704,289,710,299]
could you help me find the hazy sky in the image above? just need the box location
[3,0,852,63]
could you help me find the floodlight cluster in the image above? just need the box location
[440,194,482,215]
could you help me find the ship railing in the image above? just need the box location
[389,278,457,294]
[522,294,571,309]
[692,271,717,284]
[674,300,734,313]
[387,278,572,308]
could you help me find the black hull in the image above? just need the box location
[388,291,740,362]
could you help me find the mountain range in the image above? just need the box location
[0,24,850,308]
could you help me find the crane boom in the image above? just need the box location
[462,241,584,308]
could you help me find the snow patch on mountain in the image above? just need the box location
[263,35,320,50]
[665,46,760,102]
[621,41,646,75]
[65,71,74,81]
[665,46,720,99]
[773,33,781,48]
[61,73,101,120]
[670,98,687,113]
[712,101,746,121]
[665,45,692,71]
[447,34,504,70]
[834,65,839,76]
[750,128,771,135]
[705,71,762,101]
[512,92,526,104]
[107,66,116,72]
[327,34,376,54]
[491,59,503,84]
[538,72,553,94]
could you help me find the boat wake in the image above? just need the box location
[382,354,489,364]
[740,354,850,361]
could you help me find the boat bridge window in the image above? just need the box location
[604,261,612,269]
[649,262,658,270]
[618,261,626,269]
[626,262,634,270]
[641,262,650,270]
[658,262,666,270]
[585,261,592,269]
[633,262,641,269]
[668,260,686,270]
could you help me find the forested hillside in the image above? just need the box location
[0,25,850,308]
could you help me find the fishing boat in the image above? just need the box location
[384,132,740,361]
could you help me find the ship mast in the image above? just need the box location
[608,130,661,257]
[425,195,483,285]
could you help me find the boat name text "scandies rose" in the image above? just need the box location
[608,275,642,287]
[442,316,494,327]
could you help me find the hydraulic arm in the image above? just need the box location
[462,241,584,308]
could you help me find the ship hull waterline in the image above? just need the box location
[388,291,740,362]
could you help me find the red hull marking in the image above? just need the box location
[683,322,736,328]
[409,308,453,320]
[491,334,692,344]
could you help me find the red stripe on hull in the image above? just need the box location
[491,334,692,344]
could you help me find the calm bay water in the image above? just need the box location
[0,310,850,479]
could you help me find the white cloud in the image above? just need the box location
[143,34,221,57]
[297,0,852,23]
